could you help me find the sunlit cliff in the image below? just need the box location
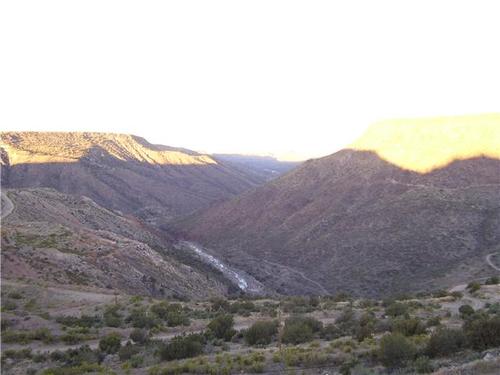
[350,113,500,173]
[0,132,217,166]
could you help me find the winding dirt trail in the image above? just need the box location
[486,253,500,272]
[261,259,329,295]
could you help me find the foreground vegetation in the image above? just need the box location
[1,279,500,374]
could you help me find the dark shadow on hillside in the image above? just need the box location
[173,149,500,298]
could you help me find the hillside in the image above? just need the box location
[1,188,232,299]
[0,132,266,226]
[177,114,500,297]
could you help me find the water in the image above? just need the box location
[182,242,263,292]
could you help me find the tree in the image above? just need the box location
[378,333,416,368]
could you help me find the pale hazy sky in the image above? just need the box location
[1,1,499,160]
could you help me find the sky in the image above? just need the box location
[1,1,499,161]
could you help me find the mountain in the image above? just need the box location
[0,132,266,227]
[1,188,233,299]
[212,154,300,181]
[176,114,500,297]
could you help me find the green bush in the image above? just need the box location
[56,315,101,328]
[2,328,55,344]
[425,328,467,357]
[151,302,190,326]
[103,304,122,327]
[98,333,121,354]
[385,302,408,317]
[484,276,499,285]
[378,333,416,368]
[392,317,426,336]
[244,320,278,346]
[61,332,84,345]
[207,314,235,341]
[413,356,433,373]
[127,307,159,329]
[464,315,500,350]
[41,363,104,375]
[158,334,204,361]
[459,304,475,319]
[118,342,141,361]
[466,282,481,293]
[282,321,313,344]
[130,328,149,344]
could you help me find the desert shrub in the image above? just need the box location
[486,302,500,315]
[459,304,475,319]
[464,315,500,350]
[2,328,55,344]
[282,317,318,344]
[354,312,376,342]
[466,281,481,293]
[118,342,141,361]
[210,298,230,312]
[98,333,121,354]
[283,295,322,313]
[413,356,433,373]
[207,314,235,341]
[392,317,426,336]
[385,302,408,317]
[320,323,342,340]
[130,353,144,368]
[56,315,101,328]
[58,345,100,366]
[450,291,463,300]
[244,320,278,346]
[229,300,257,316]
[41,363,104,375]
[130,328,149,344]
[61,332,84,345]
[432,290,449,298]
[1,300,17,311]
[151,302,190,326]
[426,316,441,327]
[103,304,122,327]
[425,328,467,357]
[8,291,23,299]
[378,333,416,368]
[484,276,499,285]
[1,348,32,361]
[158,333,204,361]
[127,307,159,329]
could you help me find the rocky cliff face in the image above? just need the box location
[176,114,500,297]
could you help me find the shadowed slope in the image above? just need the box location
[177,116,500,297]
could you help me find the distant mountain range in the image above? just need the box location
[175,114,500,297]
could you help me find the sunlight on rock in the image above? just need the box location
[351,113,500,173]
[0,132,218,166]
